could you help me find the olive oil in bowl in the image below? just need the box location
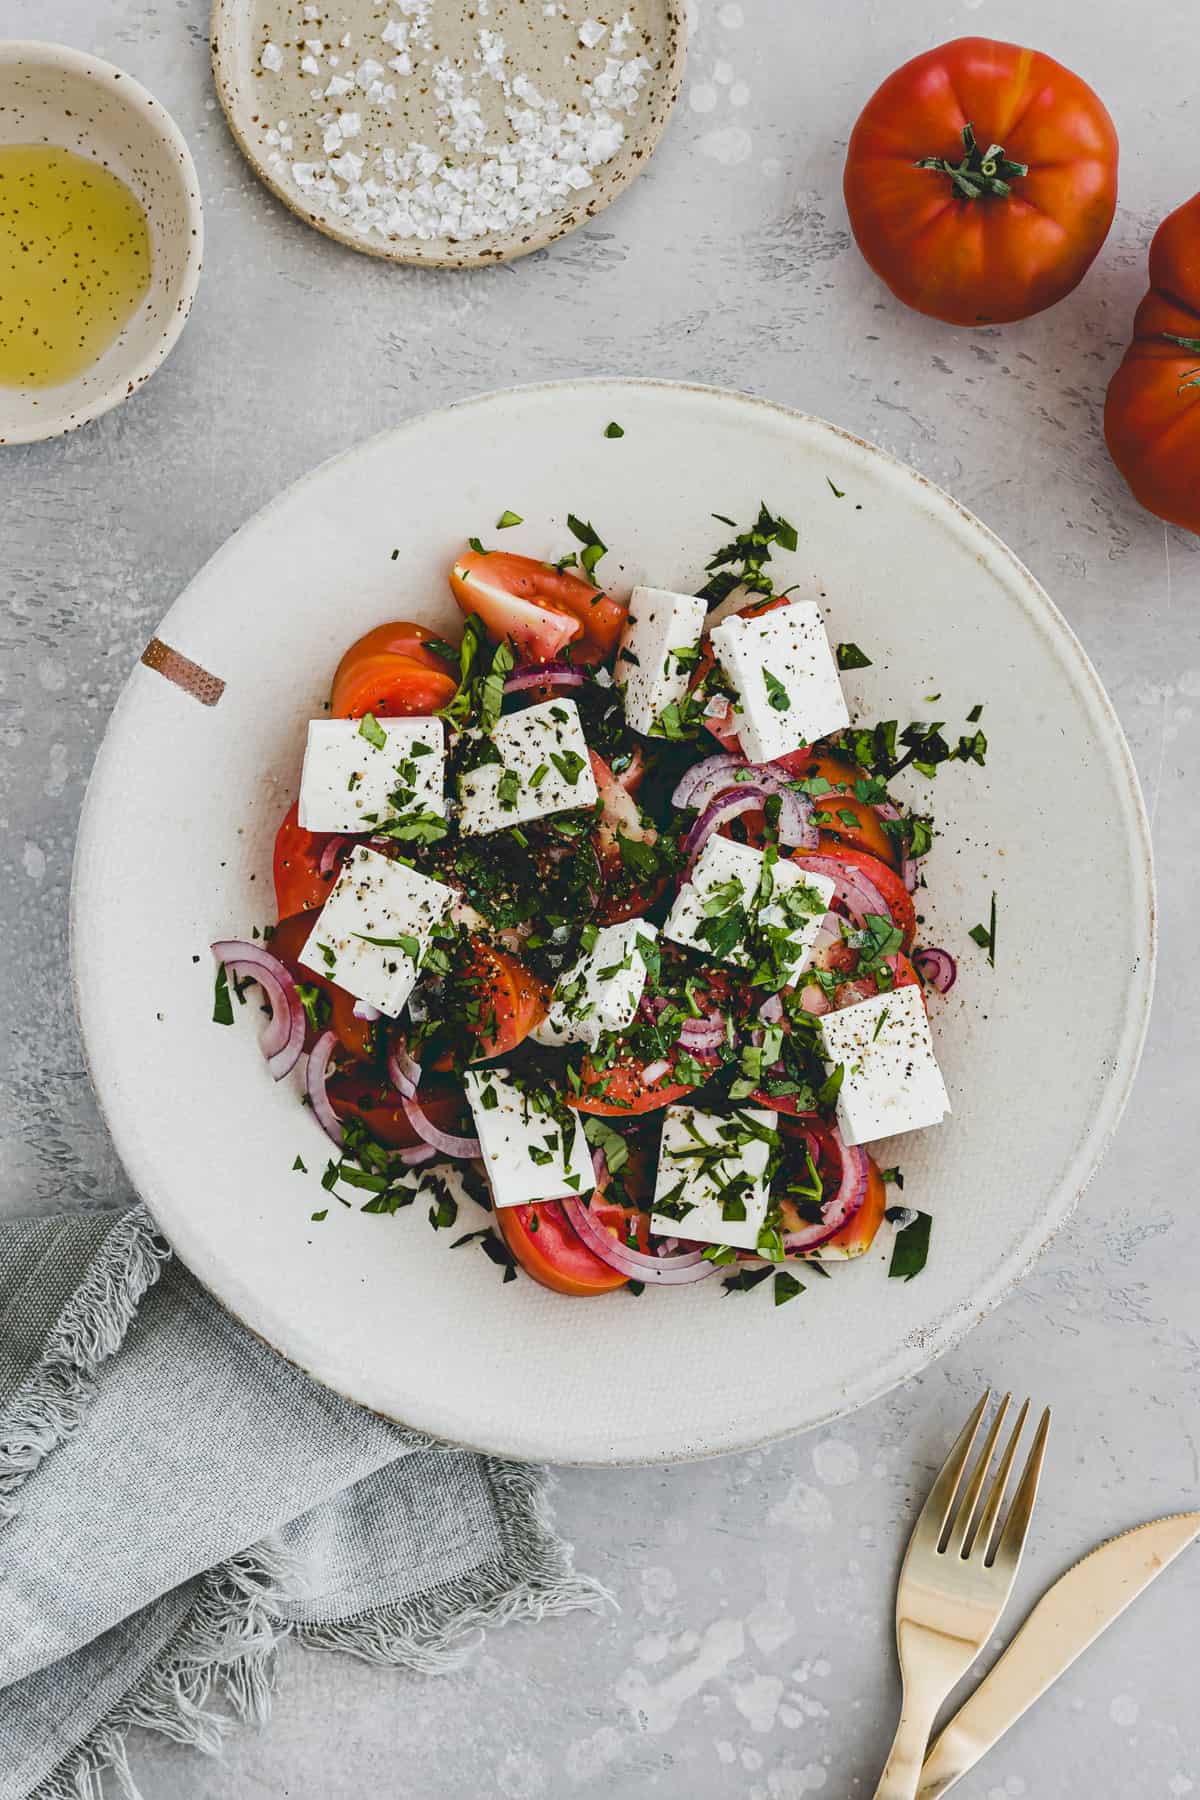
[0,144,151,389]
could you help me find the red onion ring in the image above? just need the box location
[211,940,305,1081]
[913,947,957,994]
[387,1037,423,1100]
[678,1009,726,1053]
[872,799,920,893]
[561,1194,717,1285]
[757,992,785,1026]
[306,1029,344,1146]
[318,836,349,878]
[641,1058,673,1086]
[792,853,893,932]
[672,753,747,809]
[673,761,817,850]
[782,1126,869,1253]
[398,1143,439,1167]
[504,663,584,693]
[682,788,768,864]
[401,1095,480,1160]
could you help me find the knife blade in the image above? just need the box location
[916,1512,1200,1798]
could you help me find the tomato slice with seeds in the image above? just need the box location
[791,844,917,951]
[325,1075,468,1149]
[272,800,349,918]
[459,937,549,1059]
[449,549,627,664]
[588,749,669,924]
[331,621,459,719]
[495,1200,629,1295]
[271,908,375,1062]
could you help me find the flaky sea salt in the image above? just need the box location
[257,0,651,244]
[260,41,284,71]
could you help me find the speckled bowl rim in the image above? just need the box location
[0,40,204,446]
[209,0,687,267]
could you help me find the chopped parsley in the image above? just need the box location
[353,931,420,960]
[212,964,234,1026]
[604,421,625,438]
[836,642,872,670]
[566,514,607,580]
[699,503,798,605]
[293,1155,308,1173]
[763,668,791,713]
[774,1269,805,1305]
[496,509,523,529]
[969,892,997,966]
[888,1209,932,1281]
[358,711,387,750]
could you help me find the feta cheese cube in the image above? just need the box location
[457,698,598,836]
[709,600,849,763]
[464,1066,595,1207]
[616,586,708,737]
[818,983,950,1147]
[663,835,836,980]
[299,846,452,1017]
[650,1104,778,1251]
[531,919,658,1048]
[297,717,446,835]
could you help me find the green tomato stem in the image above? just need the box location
[915,121,1029,201]
[1162,335,1200,392]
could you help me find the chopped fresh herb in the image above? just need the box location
[566,514,607,580]
[888,1209,932,1280]
[604,421,624,438]
[212,965,234,1026]
[968,892,997,966]
[966,703,984,723]
[310,1209,328,1222]
[699,503,797,605]
[353,931,420,959]
[359,712,387,750]
[468,536,486,554]
[497,768,521,811]
[836,642,872,671]
[826,477,845,498]
[390,548,399,561]
[293,1155,307,1173]
[763,668,791,713]
[549,747,586,785]
[774,1269,805,1306]
[721,1264,775,1295]
[497,509,523,529]
[817,1063,844,1106]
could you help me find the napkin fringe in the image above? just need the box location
[294,1460,613,1672]
[0,1207,170,1523]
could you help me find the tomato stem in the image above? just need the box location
[1162,333,1200,391]
[915,122,1028,200]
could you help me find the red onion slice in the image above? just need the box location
[782,1126,869,1253]
[398,1143,439,1168]
[504,663,584,693]
[673,760,817,849]
[211,940,305,1081]
[561,1195,717,1285]
[913,947,957,994]
[672,752,749,809]
[678,1012,726,1053]
[791,853,893,932]
[682,787,768,865]
[306,1029,344,1146]
[387,1037,423,1101]
[401,1095,480,1160]
[318,835,349,878]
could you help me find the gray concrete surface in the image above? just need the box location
[4,0,1200,1794]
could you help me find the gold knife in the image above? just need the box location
[917,1512,1200,1798]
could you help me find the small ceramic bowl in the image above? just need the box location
[0,41,203,445]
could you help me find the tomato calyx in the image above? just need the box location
[915,122,1028,201]
[1160,334,1200,392]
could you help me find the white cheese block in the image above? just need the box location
[616,586,708,737]
[650,1103,778,1252]
[457,698,599,836]
[463,1066,596,1208]
[818,983,950,1147]
[297,717,446,835]
[530,919,659,1049]
[663,835,836,980]
[709,600,849,763]
[299,845,452,1017]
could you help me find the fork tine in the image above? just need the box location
[915,1389,990,1542]
[972,1396,1029,1561]
[990,1405,1051,1570]
[943,1392,1010,1557]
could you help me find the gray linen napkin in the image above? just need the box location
[0,1206,605,1800]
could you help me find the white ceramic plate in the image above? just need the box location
[72,381,1155,1465]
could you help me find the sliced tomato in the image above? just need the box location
[457,938,549,1059]
[810,1156,887,1260]
[495,1200,628,1295]
[832,951,921,1011]
[589,749,669,924]
[449,550,627,664]
[325,1075,468,1149]
[331,621,458,719]
[571,1056,699,1117]
[272,800,349,918]
[812,804,898,870]
[270,908,375,1061]
[775,747,860,788]
[792,845,917,951]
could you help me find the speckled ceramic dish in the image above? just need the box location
[0,42,203,446]
[211,0,685,265]
[72,381,1155,1465]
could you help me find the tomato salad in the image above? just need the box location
[214,506,984,1301]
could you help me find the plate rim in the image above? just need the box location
[208,0,688,267]
[71,377,1157,1464]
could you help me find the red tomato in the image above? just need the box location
[331,621,458,719]
[325,1075,468,1149]
[831,951,922,1011]
[272,801,349,918]
[449,550,627,664]
[814,808,899,871]
[270,909,375,1061]
[495,1200,629,1295]
[589,750,669,925]
[792,845,917,951]
[816,1157,888,1258]
[458,938,549,1058]
[844,38,1118,327]
[1105,192,1200,535]
[571,1056,699,1117]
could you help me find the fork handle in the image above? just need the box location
[872,1687,943,1800]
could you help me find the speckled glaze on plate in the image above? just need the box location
[0,41,203,445]
[210,0,685,265]
[72,381,1155,1466]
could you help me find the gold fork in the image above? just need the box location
[872,1390,1051,1800]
